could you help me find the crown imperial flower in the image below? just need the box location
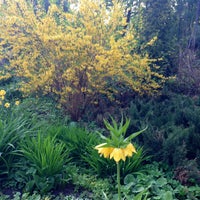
[95,142,137,162]
[95,116,147,163]
[110,148,126,162]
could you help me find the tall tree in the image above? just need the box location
[175,0,200,94]
[140,0,178,76]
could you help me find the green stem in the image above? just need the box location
[117,162,121,200]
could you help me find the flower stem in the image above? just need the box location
[117,162,121,200]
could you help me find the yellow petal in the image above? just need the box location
[99,147,114,158]
[124,143,136,156]
[95,143,114,158]
[123,148,133,157]
[122,143,137,158]
[110,148,125,162]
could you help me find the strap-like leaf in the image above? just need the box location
[124,126,148,142]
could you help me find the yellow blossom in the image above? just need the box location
[4,102,10,108]
[123,143,137,157]
[0,101,2,105]
[95,143,137,163]
[95,143,114,158]
[0,90,6,96]
[110,148,126,163]
[15,100,20,105]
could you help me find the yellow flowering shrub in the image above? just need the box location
[0,0,166,119]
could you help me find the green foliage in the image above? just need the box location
[0,96,69,188]
[121,162,200,200]
[1,91,200,198]
[49,125,113,176]
[15,97,70,125]
[70,171,113,199]
[0,108,32,180]
[82,144,148,179]
[140,0,177,76]
[8,192,49,200]
[0,119,17,177]
[128,94,200,178]
[101,116,147,148]
[53,125,99,165]
[52,125,147,178]
[0,191,90,200]
[120,147,150,178]
[20,132,71,193]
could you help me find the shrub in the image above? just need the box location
[0,0,165,121]
[128,94,200,174]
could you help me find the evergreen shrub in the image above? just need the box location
[128,93,200,184]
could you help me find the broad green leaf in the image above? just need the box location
[124,174,136,185]
[162,191,173,200]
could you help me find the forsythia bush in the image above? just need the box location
[0,0,165,119]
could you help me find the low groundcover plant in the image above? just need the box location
[95,116,147,200]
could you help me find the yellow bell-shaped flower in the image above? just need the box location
[123,143,137,157]
[110,148,126,163]
[95,143,137,162]
[95,143,114,158]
